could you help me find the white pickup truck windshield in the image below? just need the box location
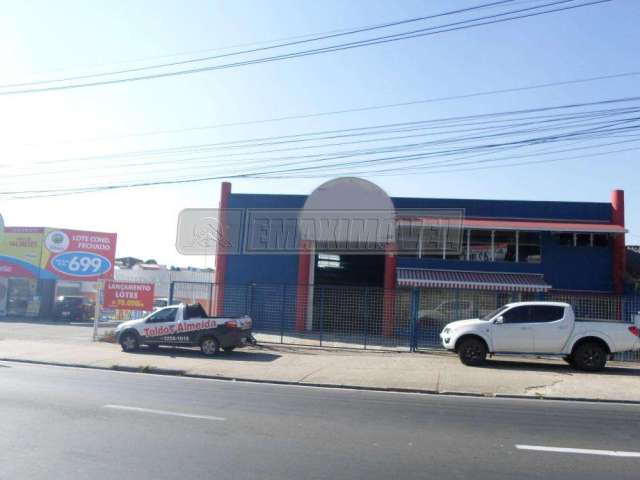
[481,306,509,321]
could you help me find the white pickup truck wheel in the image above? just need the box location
[457,337,487,366]
[572,342,607,371]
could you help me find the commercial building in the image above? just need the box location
[210,178,627,336]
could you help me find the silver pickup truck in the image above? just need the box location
[114,303,255,356]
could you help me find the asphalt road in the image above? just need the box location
[1,361,639,480]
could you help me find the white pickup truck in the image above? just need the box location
[114,303,255,356]
[440,301,640,371]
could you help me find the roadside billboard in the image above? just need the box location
[0,227,46,278]
[103,281,155,311]
[41,228,117,281]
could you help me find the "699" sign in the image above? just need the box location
[50,251,112,278]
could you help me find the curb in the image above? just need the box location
[2,356,640,406]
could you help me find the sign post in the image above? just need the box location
[92,280,103,341]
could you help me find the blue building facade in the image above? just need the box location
[220,186,624,293]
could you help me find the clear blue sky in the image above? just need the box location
[1,0,638,265]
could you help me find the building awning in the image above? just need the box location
[397,268,551,292]
[397,217,626,234]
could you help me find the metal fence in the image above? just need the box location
[169,281,640,361]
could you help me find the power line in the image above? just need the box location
[15,70,640,149]
[0,0,608,96]
[0,0,514,89]
[6,141,639,200]
[6,106,638,180]
[9,95,639,170]
[2,99,639,192]
[4,112,639,197]
[319,145,640,178]
[4,96,639,196]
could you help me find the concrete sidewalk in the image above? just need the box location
[1,321,639,402]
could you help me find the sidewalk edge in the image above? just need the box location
[2,356,640,406]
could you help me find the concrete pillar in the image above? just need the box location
[213,182,231,315]
[295,240,313,332]
[611,189,625,294]
[382,242,397,337]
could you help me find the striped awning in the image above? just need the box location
[397,268,551,292]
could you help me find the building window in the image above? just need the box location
[446,229,468,260]
[317,253,341,269]
[469,230,493,262]
[399,227,542,263]
[518,232,541,263]
[493,231,517,262]
[396,225,465,259]
[554,233,574,246]
[593,233,610,247]
[396,225,420,258]
[576,233,591,247]
[552,232,612,248]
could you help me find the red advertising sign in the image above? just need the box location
[42,228,117,280]
[103,281,155,311]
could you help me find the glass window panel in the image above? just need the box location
[593,233,610,247]
[469,230,493,262]
[553,233,574,246]
[396,225,420,258]
[502,306,530,324]
[518,232,541,263]
[576,233,590,247]
[529,305,565,322]
[493,231,517,262]
[420,226,445,258]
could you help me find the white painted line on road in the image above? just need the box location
[516,445,640,458]
[103,404,225,421]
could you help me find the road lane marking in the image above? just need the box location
[516,445,640,458]
[103,404,225,421]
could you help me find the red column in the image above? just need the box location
[295,240,312,331]
[213,182,231,315]
[611,189,625,294]
[382,242,397,337]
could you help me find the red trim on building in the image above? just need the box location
[382,242,397,337]
[400,217,626,233]
[611,189,625,294]
[213,182,231,315]
[295,240,312,332]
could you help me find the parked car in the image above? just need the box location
[419,300,475,325]
[53,296,94,322]
[114,303,255,356]
[440,301,640,371]
[153,297,169,309]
